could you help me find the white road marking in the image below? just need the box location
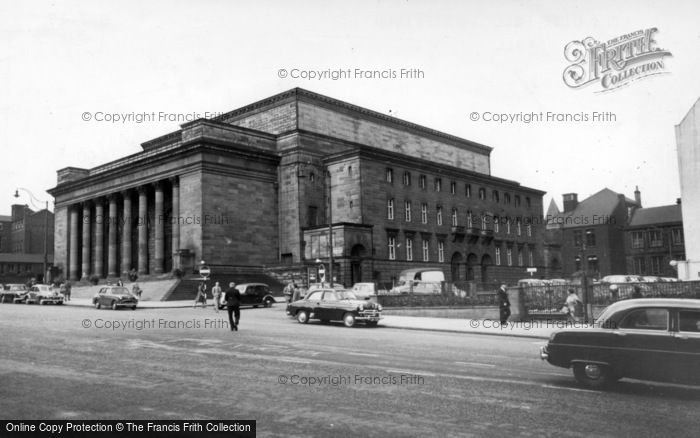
[347,352,380,358]
[276,357,312,364]
[454,361,496,368]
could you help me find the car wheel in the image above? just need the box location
[573,363,615,389]
[297,310,309,324]
[343,313,356,328]
[95,301,101,309]
[264,298,273,308]
[112,301,119,310]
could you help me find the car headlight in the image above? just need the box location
[377,304,382,311]
[359,304,364,311]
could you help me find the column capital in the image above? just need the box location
[152,180,163,191]
[80,200,92,209]
[121,188,133,198]
[137,185,149,195]
[169,175,179,187]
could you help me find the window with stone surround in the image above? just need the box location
[419,174,426,190]
[495,247,501,265]
[386,168,393,183]
[436,206,443,226]
[506,247,513,266]
[387,199,394,220]
[438,240,445,263]
[450,181,456,195]
[435,178,442,192]
[631,231,644,249]
[422,239,430,261]
[406,238,413,261]
[421,203,428,224]
[451,208,458,226]
[388,236,396,260]
[466,184,472,198]
[404,201,412,222]
[403,171,411,186]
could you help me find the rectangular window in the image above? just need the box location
[404,201,412,222]
[585,229,596,246]
[403,171,411,186]
[528,246,534,266]
[465,184,471,198]
[388,236,396,260]
[421,203,428,224]
[634,257,646,275]
[438,241,445,263]
[672,228,684,245]
[649,230,663,247]
[495,247,501,265]
[573,230,582,246]
[516,219,522,236]
[387,199,394,220]
[494,216,499,233]
[467,211,473,228]
[587,255,599,273]
[451,208,458,226]
[307,206,318,227]
[437,206,443,226]
[506,248,513,266]
[450,181,456,195]
[506,219,511,235]
[631,231,644,249]
[527,223,532,237]
[386,168,393,183]
[518,249,523,266]
[406,238,413,261]
[435,178,442,192]
[650,255,664,274]
[481,215,488,230]
[419,175,426,190]
[422,239,429,261]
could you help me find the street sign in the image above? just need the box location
[199,265,211,278]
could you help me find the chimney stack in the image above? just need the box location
[634,186,642,207]
[562,193,579,213]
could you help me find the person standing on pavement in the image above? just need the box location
[283,281,296,303]
[223,282,241,331]
[63,281,72,302]
[565,289,583,322]
[211,281,222,313]
[497,284,511,326]
[193,282,207,308]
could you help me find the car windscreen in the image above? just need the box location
[336,291,358,300]
[110,287,131,295]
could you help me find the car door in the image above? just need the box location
[670,309,700,385]
[98,288,108,306]
[616,307,673,381]
[317,291,340,321]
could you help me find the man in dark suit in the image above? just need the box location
[224,282,241,331]
[497,284,511,326]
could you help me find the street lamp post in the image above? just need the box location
[327,169,334,287]
[14,188,49,284]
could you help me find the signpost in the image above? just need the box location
[318,264,326,284]
[527,267,537,277]
[199,262,211,281]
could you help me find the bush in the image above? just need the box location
[88,274,100,285]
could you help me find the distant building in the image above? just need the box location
[543,199,563,278]
[557,188,641,278]
[0,204,54,282]
[48,88,545,285]
[675,98,700,280]
[625,200,684,277]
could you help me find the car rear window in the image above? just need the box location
[679,311,700,333]
[620,308,668,331]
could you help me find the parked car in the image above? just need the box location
[286,288,383,327]
[351,282,379,300]
[93,286,138,310]
[217,283,275,310]
[0,284,28,303]
[23,285,64,305]
[540,298,700,388]
[390,268,444,294]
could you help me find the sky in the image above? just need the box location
[1,0,699,215]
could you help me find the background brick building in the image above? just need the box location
[49,88,544,286]
[0,204,54,282]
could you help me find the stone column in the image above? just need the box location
[108,195,118,277]
[69,206,79,281]
[81,202,91,279]
[94,199,105,278]
[121,190,132,275]
[170,177,180,270]
[154,182,164,274]
[137,187,148,275]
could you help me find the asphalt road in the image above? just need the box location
[1,303,699,437]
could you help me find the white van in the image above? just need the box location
[390,268,445,295]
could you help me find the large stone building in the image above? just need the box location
[48,88,545,286]
[675,98,700,280]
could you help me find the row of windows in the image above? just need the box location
[573,229,596,247]
[632,254,685,275]
[574,255,599,272]
[631,228,684,249]
[387,236,534,266]
[385,168,532,208]
[386,200,532,236]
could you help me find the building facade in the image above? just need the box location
[675,98,700,280]
[625,201,685,277]
[0,205,54,282]
[48,88,545,285]
[557,188,640,278]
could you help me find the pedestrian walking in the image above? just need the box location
[565,289,583,322]
[132,282,142,298]
[211,281,223,313]
[63,281,72,301]
[497,284,511,326]
[283,281,296,303]
[224,282,241,331]
[194,282,207,308]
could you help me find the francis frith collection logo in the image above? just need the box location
[563,28,672,92]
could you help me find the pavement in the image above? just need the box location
[59,297,580,339]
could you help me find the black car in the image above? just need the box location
[217,283,275,310]
[540,298,700,388]
[286,289,382,327]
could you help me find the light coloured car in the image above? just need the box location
[24,285,64,305]
[93,286,138,310]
